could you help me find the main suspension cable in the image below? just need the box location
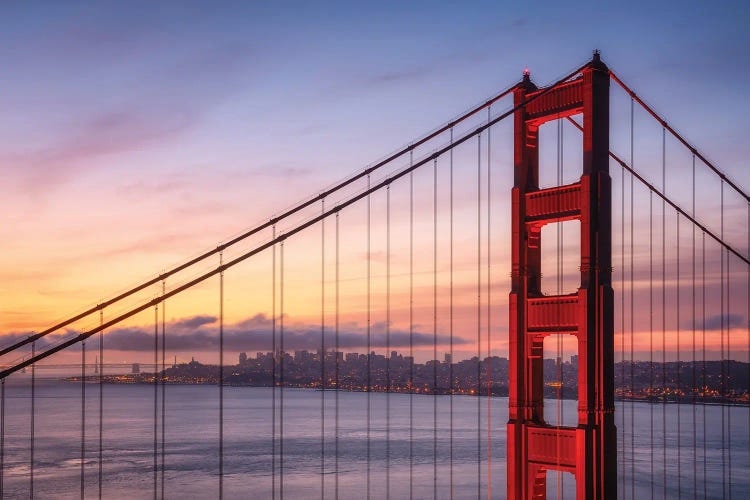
[3,62,597,379]
[0,78,525,362]
[609,71,749,202]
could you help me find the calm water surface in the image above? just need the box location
[1,379,748,499]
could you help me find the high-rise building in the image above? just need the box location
[239,352,248,365]
[444,353,452,364]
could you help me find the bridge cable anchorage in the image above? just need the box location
[153,303,158,500]
[219,250,224,500]
[320,198,325,500]
[448,126,454,499]
[81,336,86,499]
[0,60,593,380]
[609,71,750,203]
[564,117,750,267]
[476,131,481,499]
[271,224,277,500]
[334,212,340,500]
[98,308,104,500]
[0,82,525,363]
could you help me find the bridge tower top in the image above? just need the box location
[507,51,616,500]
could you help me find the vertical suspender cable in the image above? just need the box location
[335,213,340,500]
[386,182,391,500]
[720,180,725,498]
[630,97,635,500]
[161,281,167,499]
[676,213,682,499]
[280,241,285,500]
[701,232,707,499]
[727,256,732,500]
[81,336,86,499]
[99,309,104,500]
[661,127,667,498]
[433,157,438,500]
[691,155,697,497]
[366,174,372,500]
[449,127,455,499]
[556,109,563,499]
[271,225,277,500]
[409,152,414,500]
[31,340,35,499]
[649,189,654,499]
[621,102,627,498]
[321,200,326,500]
[476,133,482,499]
[153,305,158,500]
[219,251,225,500]
[486,106,492,500]
[0,379,3,498]
[555,112,562,500]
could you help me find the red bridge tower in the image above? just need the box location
[507,52,616,499]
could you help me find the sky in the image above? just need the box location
[1,1,748,366]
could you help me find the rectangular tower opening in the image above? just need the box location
[540,219,580,296]
[542,333,578,427]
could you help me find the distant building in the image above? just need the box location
[131,363,140,374]
[239,352,248,366]
[444,353,452,364]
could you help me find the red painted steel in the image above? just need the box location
[507,52,616,499]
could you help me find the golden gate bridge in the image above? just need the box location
[0,52,748,499]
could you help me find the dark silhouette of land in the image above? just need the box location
[82,349,750,405]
